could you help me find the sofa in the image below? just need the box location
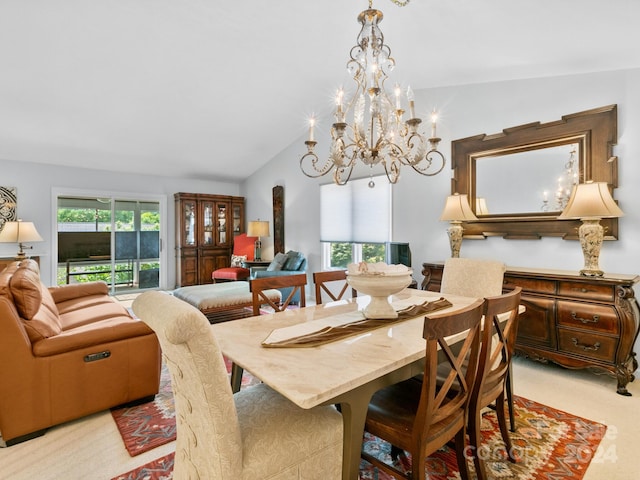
[251,250,307,304]
[0,259,161,446]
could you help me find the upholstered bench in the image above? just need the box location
[172,281,282,323]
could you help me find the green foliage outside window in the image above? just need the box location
[329,242,386,268]
[362,243,386,263]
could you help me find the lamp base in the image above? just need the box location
[578,219,604,277]
[254,239,262,262]
[446,222,463,258]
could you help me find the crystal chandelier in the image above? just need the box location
[541,146,579,211]
[300,0,446,187]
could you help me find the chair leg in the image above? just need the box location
[506,363,516,432]
[495,391,517,463]
[390,445,403,460]
[467,405,486,480]
[455,427,471,480]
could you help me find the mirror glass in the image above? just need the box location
[475,142,581,215]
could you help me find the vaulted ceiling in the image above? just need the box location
[1,0,639,182]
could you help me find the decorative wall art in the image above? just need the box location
[272,185,284,254]
[0,186,17,232]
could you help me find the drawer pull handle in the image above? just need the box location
[571,312,599,324]
[571,338,601,352]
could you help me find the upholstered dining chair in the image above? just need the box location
[440,257,506,298]
[313,270,356,305]
[250,273,307,315]
[132,291,343,480]
[467,286,522,480]
[212,233,256,283]
[361,299,485,480]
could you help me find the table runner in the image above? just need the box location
[262,297,452,348]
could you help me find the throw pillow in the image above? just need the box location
[283,251,305,271]
[230,254,247,267]
[267,252,287,271]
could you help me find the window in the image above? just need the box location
[320,176,391,269]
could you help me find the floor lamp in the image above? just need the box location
[247,220,270,261]
[558,181,623,276]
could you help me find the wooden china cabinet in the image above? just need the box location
[175,193,244,287]
[422,261,640,396]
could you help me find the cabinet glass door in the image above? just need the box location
[183,200,196,246]
[201,201,214,246]
[232,203,242,237]
[216,202,228,246]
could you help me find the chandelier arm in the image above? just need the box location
[409,149,447,177]
[382,158,401,184]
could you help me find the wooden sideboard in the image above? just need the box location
[422,262,640,396]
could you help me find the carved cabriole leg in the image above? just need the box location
[615,286,640,395]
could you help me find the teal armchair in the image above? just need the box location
[251,251,307,304]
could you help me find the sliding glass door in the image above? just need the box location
[57,196,161,293]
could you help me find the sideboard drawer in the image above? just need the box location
[557,301,620,334]
[557,329,617,363]
[504,275,556,295]
[558,281,616,302]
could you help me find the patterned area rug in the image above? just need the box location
[111,358,259,456]
[113,384,606,479]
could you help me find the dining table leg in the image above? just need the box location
[230,363,244,393]
[328,359,424,480]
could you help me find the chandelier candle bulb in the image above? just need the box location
[308,117,315,142]
[407,85,415,118]
[431,111,438,138]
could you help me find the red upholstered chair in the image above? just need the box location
[212,233,256,282]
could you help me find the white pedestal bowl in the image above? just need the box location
[347,271,413,319]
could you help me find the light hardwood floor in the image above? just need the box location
[0,356,638,480]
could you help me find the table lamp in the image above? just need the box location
[247,220,270,261]
[439,194,477,258]
[0,220,44,259]
[558,181,623,276]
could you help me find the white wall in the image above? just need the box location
[0,160,240,287]
[242,68,640,283]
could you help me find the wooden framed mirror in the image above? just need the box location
[451,104,618,240]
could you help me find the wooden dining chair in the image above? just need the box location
[467,286,522,480]
[361,298,485,480]
[313,270,356,304]
[439,257,518,432]
[250,273,307,315]
[132,291,343,480]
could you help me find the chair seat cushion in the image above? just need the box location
[235,383,343,479]
[212,267,251,281]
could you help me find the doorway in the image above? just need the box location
[56,194,164,293]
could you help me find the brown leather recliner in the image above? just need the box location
[0,259,161,446]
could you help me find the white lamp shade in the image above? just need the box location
[558,182,624,220]
[0,221,43,243]
[247,220,270,237]
[440,194,478,222]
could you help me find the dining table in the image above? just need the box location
[211,288,481,480]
